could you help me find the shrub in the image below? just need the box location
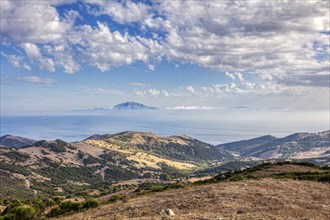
[159,173,172,181]
[52,196,65,204]
[8,205,36,220]
[59,201,82,213]
[108,194,124,203]
[47,207,61,218]
[82,199,98,209]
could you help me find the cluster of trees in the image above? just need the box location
[2,151,30,162]
[47,199,98,218]
[0,197,99,219]
[136,138,230,162]
[0,198,55,220]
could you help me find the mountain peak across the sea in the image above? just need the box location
[112,102,158,110]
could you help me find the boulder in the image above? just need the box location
[159,208,175,217]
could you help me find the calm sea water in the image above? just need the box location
[0,110,328,144]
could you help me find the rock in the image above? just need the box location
[159,208,175,217]
[236,207,245,214]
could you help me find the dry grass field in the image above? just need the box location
[58,178,330,220]
[85,139,196,170]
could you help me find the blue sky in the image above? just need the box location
[0,0,329,114]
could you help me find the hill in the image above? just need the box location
[0,135,37,148]
[57,163,330,220]
[86,131,232,162]
[217,130,330,159]
[112,102,157,110]
[0,132,233,202]
[1,130,330,219]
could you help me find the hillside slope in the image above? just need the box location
[86,131,232,161]
[58,178,330,220]
[0,135,36,148]
[0,132,233,201]
[217,130,330,159]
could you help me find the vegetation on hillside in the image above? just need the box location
[195,161,330,185]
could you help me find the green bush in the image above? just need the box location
[52,196,65,204]
[59,201,82,213]
[108,194,124,203]
[83,156,100,165]
[47,207,61,218]
[47,199,99,218]
[8,205,36,220]
[82,199,98,209]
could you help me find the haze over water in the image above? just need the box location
[1,109,328,144]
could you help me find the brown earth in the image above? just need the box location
[57,178,330,220]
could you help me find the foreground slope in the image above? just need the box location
[59,178,330,220]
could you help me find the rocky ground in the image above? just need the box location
[58,178,330,220]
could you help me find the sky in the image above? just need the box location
[0,0,329,115]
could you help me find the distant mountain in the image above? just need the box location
[0,135,37,148]
[112,102,158,110]
[217,130,330,159]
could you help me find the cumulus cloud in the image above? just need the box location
[21,43,56,72]
[0,1,71,43]
[0,52,30,70]
[157,1,329,76]
[0,0,329,89]
[185,82,294,97]
[86,0,149,24]
[225,72,245,82]
[68,22,162,71]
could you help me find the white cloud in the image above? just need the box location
[85,0,149,24]
[44,44,80,73]
[186,85,196,94]
[68,22,161,71]
[16,76,57,86]
[135,89,170,98]
[155,0,329,82]
[0,1,71,43]
[166,106,214,110]
[225,72,245,82]
[21,43,56,72]
[1,52,22,68]
[21,43,42,60]
[128,82,150,87]
[83,88,106,94]
[0,0,328,90]
[80,87,123,96]
[22,64,32,71]
[225,72,236,80]
[148,64,155,71]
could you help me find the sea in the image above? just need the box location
[0,109,328,144]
